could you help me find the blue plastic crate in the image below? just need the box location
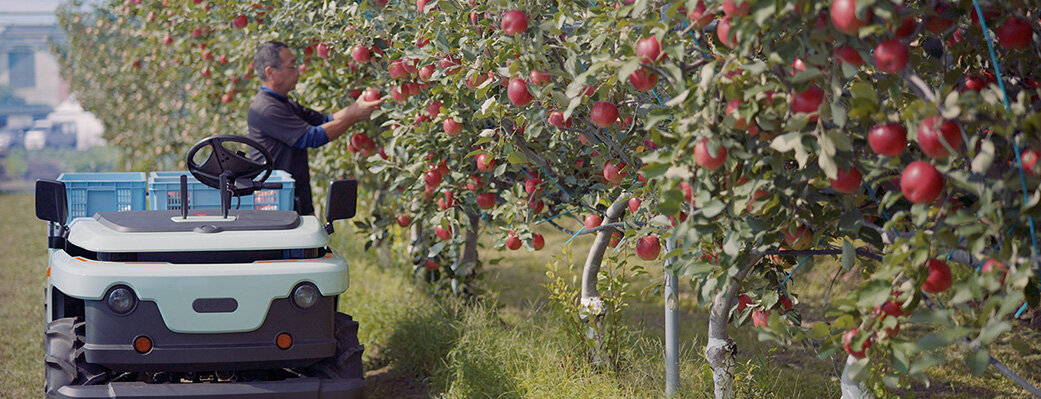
[57,172,148,222]
[148,170,295,211]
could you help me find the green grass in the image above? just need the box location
[2,192,1039,398]
[0,194,48,398]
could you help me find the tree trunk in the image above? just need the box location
[840,355,873,399]
[705,258,760,399]
[579,193,630,365]
[452,212,481,294]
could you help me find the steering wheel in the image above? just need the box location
[186,135,274,196]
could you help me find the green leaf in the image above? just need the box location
[909,353,946,376]
[841,240,855,270]
[915,333,952,352]
[616,58,642,83]
[700,199,726,218]
[977,321,1010,345]
[971,139,995,174]
[856,281,890,307]
[966,348,990,376]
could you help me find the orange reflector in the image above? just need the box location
[46,267,51,277]
[275,333,293,350]
[133,336,152,353]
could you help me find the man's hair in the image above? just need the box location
[255,41,289,82]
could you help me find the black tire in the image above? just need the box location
[314,312,364,380]
[45,317,106,398]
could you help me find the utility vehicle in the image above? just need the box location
[36,135,364,398]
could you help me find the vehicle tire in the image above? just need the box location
[314,312,364,380]
[45,317,106,398]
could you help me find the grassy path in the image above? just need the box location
[1,192,1037,398]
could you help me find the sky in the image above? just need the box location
[0,0,63,13]
[0,0,63,26]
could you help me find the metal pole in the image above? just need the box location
[664,237,679,397]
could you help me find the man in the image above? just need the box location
[247,41,380,215]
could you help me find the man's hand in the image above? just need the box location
[322,90,382,141]
[343,95,382,125]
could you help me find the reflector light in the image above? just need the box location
[276,333,293,350]
[133,336,152,353]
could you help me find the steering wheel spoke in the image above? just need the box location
[185,135,274,195]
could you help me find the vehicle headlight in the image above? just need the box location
[292,284,319,310]
[106,286,137,314]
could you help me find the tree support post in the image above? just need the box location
[664,237,679,397]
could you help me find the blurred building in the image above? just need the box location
[0,7,105,150]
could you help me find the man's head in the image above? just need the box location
[255,41,298,95]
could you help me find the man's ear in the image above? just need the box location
[262,66,275,82]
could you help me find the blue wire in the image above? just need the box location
[565,225,587,246]
[971,0,1038,318]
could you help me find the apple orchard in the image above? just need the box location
[56,0,1041,397]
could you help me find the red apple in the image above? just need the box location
[843,328,871,358]
[477,192,496,209]
[363,88,381,101]
[1021,148,1041,176]
[388,61,408,79]
[830,0,871,35]
[532,233,545,251]
[501,10,528,35]
[877,300,904,318]
[721,0,750,18]
[437,191,455,210]
[220,92,233,103]
[443,118,462,136]
[232,15,248,29]
[590,101,618,128]
[424,169,442,186]
[900,161,945,204]
[530,70,551,86]
[316,43,330,59]
[397,214,411,227]
[524,176,542,194]
[636,236,661,260]
[416,0,430,13]
[791,85,825,122]
[693,138,727,170]
[778,296,793,311]
[784,225,813,250]
[736,294,752,312]
[603,161,625,183]
[996,17,1033,49]
[584,214,603,230]
[726,98,747,130]
[868,123,907,156]
[609,231,623,248]
[921,258,952,293]
[435,225,453,240]
[425,258,439,271]
[419,64,435,81]
[351,45,370,63]
[628,197,641,213]
[752,309,769,327]
[716,17,735,48]
[636,36,663,64]
[917,116,962,158]
[688,1,714,28]
[507,78,533,106]
[163,34,174,45]
[924,2,954,33]
[529,198,544,213]
[547,111,571,127]
[629,67,659,92]
[830,167,862,194]
[981,259,1008,285]
[427,101,442,118]
[476,153,495,172]
[873,40,908,74]
[506,232,522,250]
[467,175,483,191]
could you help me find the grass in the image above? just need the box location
[0,194,48,398]
[2,192,1039,398]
